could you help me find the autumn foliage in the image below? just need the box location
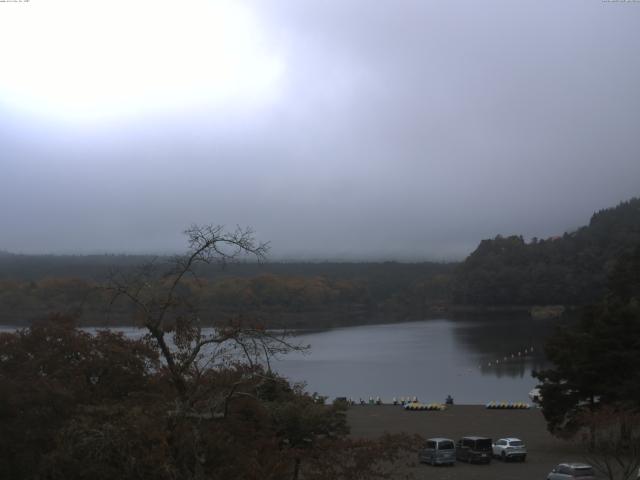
[1,226,421,479]
[0,315,419,480]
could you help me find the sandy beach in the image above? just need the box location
[348,405,584,480]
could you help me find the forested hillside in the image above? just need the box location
[0,258,455,326]
[2,198,639,325]
[453,198,640,306]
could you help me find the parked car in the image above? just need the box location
[492,437,527,462]
[547,463,596,479]
[418,438,456,466]
[455,436,492,464]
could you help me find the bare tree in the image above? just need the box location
[577,406,640,480]
[106,225,304,404]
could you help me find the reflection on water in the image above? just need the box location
[272,317,558,404]
[452,316,552,379]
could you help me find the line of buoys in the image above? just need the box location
[480,346,536,369]
[485,401,530,409]
[404,402,446,411]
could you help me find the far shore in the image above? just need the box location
[0,303,571,330]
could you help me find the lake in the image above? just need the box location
[1,316,556,404]
[272,317,555,404]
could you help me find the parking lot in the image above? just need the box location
[348,405,584,480]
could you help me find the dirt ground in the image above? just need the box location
[347,405,584,480]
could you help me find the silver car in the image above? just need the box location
[547,463,596,480]
[492,437,527,462]
[418,438,456,466]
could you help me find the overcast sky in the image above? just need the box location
[1,0,639,260]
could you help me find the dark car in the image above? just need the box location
[455,436,492,464]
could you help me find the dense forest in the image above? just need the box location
[1,197,639,326]
[0,257,455,327]
[534,242,640,436]
[453,197,640,306]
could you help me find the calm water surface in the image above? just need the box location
[272,317,555,404]
[1,316,556,404]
